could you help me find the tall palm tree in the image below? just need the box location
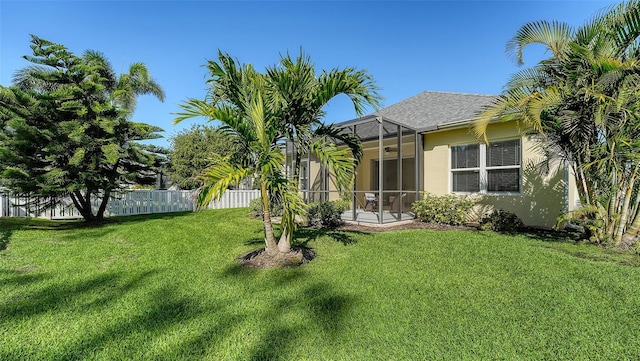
[175,52,297,255]
[473,0,640,247]
[266,51,381,250]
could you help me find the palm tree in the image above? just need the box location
[265,51,381,251]
[175,52,296,255]
[473,0,640,247]
[176,50,381,259]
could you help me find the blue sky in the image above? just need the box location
[1,1,618,147]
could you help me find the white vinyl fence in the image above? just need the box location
[0,189,260,219]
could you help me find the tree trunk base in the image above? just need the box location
[237,246,316,269]
[619,234,637,250]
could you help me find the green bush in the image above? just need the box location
[411,192,475,226]
[556,206,607,243]
[480,209,524,232]
[249,197,283,218]
[307,200,350,228]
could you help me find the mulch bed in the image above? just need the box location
[335,220,476,233]
[238,246,317,269]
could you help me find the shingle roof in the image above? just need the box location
[340,91,498,132]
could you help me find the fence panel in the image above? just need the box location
[0,189,259,219]
[206,189,260,210]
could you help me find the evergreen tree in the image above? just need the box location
[0,36,164,221]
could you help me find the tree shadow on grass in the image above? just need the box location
[246,280,356,361]
[0,211,194,232]
[472,226,580,244]
[44,285,233,361]
[0,212,197,247]
[2,258,357,360]
[102,211,194,225]
[294,227,371,246]
[0,227,11,251]
[243,226,370,248]
[518,227,582,243]
[0,269,158,320]
[43,265,354,360]
[218,265,357,361]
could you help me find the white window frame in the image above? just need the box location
[450,138,522,195]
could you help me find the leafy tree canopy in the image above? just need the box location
[166,124,238,189]
[0,35,165,221]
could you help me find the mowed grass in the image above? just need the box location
[1,209,639,360]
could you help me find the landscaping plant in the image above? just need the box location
[306,200,350,228]
[475,0,640,249]
[480,209,524,232]
[175,50,379,266]
[412,192,475,225]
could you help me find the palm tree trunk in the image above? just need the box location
[275,143,301,254]
[621,206,640,249]
[573,161,591,206]
[628,183,640,224]
[605,169,619,239]
[278,232,291,253]
[260,180,278,254]
[613,164,637,244]
[620,167,640,249]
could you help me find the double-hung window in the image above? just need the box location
[451,139,521,193]
[451,144,480,192]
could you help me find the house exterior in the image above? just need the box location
[301,91,580,228]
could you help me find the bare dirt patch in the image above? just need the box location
[238,246,317,269]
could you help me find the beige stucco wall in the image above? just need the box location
[423,121,576,228]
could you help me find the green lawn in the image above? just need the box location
[1,209,639,360]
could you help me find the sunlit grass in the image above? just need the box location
[1,209,639,360]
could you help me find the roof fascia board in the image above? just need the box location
[336,114,417,130]
[417,118,477,134]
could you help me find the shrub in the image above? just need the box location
[555,206,607,243]
[249,197,283,218]
[307,200,350,228]
[480,209,524,232]
[411,192,475,226]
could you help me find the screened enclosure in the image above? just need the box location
[290,115,422,224]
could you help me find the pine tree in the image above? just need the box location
[0,36,165,221]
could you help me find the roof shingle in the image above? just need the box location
[340,91,497,132]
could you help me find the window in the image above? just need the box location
[486,140,520,192]
[451,139,521,193]
[450,144,480,192]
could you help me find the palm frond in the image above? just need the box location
[314,123,363,165]
[196,158,253,210]
[507,20,574,65]
[311,139,356,195]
